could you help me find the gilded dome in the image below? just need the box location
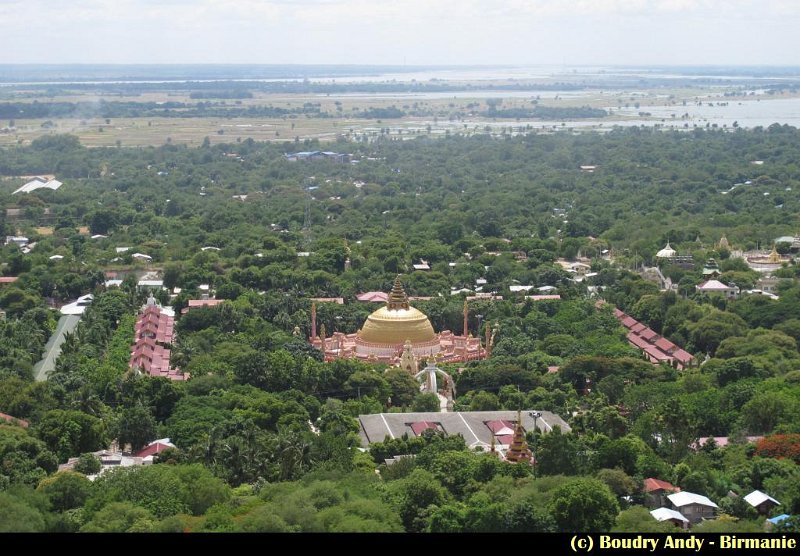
[357,277,437,345]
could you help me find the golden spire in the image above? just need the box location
[387,275,410,310]
[505,410,533,464]
[769,245,781,263]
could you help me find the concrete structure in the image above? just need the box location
[61,294,94,316]
[58,438,175,479]
[696,279,738,299]
[668,491,718,524]
[312,276,485,365]
[357,409,570,456]
[13,176,62,194]
[5,236,29,248]
[284,151,351,163]
[774,234,800,250]
[656,242,677,259]
[33,314,81,381]
[756,275,783,295]
[137,279,164,291]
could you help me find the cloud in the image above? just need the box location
[1,0,799,64]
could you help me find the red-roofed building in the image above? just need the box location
[627,332,653,350]
[133,438,176,459]
[0,276,19,285]
[639,328,659,341]
[655,337,677,353]
[485,420,516,435]
[409,421,441,436]
[356,292,389,303]
[130,301,185,381]
[643,344,672,362]
[611,304,696,370]
[621,316,639,329]
[644,478,681,508]
[0,412,29,428]
[495,434,515,446]
[181,299,225,314]
[672,349,695,367]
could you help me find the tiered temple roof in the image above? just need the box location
[503,411,533,464]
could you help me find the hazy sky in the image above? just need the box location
[2,0,798,66]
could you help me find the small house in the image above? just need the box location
[668,491,718,524]
[743,490,781,516]
[650,507,689,529]
[644,478,681,508]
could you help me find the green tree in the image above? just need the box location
[37,471,92,512]
[387,468,449,532]
[0,490,48,532]
[116,405,157,452]
[35,410,108,462]
[385,368,420,407]
[549,477,620,532]
[80,502,155,532]
[412,392,441,412]
[74,453,102,475]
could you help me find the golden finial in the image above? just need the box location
[387,275,410,310]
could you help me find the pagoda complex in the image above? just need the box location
[310,276,486,364]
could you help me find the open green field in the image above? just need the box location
[0,86,795,148]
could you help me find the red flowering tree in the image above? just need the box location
[755,434,800,464]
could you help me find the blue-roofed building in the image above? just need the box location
[768,514,790,525]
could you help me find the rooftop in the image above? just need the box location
[651,507,689,524]
[668,491,718,509]
[744,490,780,508]
[644,478,680,493]
[358,410,570,449]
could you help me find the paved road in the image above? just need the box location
[33,314,81,381]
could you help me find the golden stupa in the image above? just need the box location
[358,276,436,345]
[768,245,782,264]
